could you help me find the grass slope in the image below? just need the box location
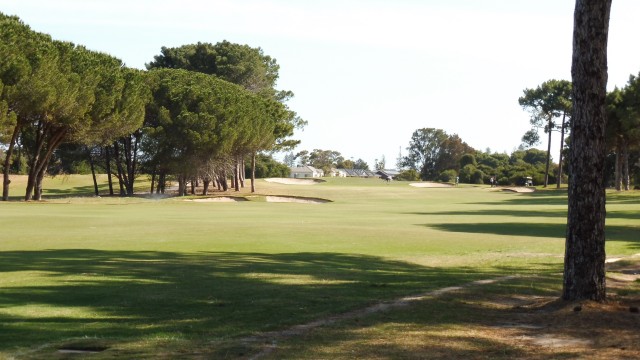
[0,176,638,358]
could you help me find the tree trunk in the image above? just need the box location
[219,172,228,192]
[544,117,553,187]
[2,123,20,201]
[26,125,65,201]
[615,140,622,191]
[203,178,211,195]
[563,0,611,302]
[251,152,257,193]
[150,168,156,194]
[112,142,127,196]
[622,138,630,191]
[105,146,114,196]
[557,113,567,188]
[25,120,47,201]
[234,157,241,192]
[88,148,99,196]
[240,155,245,188]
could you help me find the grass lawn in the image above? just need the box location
[0,176,639,358]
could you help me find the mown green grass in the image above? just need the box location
[0,176,638,358]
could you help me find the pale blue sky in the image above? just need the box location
[3,1,640,168]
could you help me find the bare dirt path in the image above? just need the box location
[245,275,518,360]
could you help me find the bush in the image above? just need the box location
[395,169,420,181]
[471,169,485,184]
[438,169,457,183]
[498,177,511,186]
[458,164,476,183]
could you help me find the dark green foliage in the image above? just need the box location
[395,169,420,181]
[438,169,457,183]
[459,153,477,168]
[246,153,290,178]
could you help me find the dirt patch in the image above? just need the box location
[409,182,454,188]
[187,197,247,202]
[264,178,325,185]
[265,196,330,204]
[245,256,640,359]
[499,187,536,193]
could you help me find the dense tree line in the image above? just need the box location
[1,14,302,200]
[285,149,370,175]
[399,128,558,186]
[605,74,640,191]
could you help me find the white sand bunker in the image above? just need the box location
[500,187,536,193]
[188,197,247,202]
[264,178,324,185]
[409,182,454,188]
[266,196,330,204]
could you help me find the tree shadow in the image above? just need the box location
[266,269,640,359]
[256,270,578,359]
[0,250,509,356]
[407,209,568,219]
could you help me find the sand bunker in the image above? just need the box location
[188,197,246,202]
[499,187,536,193]
[409,182,454,188]
[264,178,324,185]
[266,196,330,204]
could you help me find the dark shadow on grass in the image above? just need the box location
[426,222,639,249]
[258,271,573,360]
[474,189,569,206]
[0,250,537,356]
[407,209,568,219]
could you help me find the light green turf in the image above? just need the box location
[0,176,638,358]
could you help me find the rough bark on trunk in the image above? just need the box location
[563,0,611,302]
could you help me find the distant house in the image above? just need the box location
[376,169,401,180]
[332,168,348,177]
[290,165,324,178]
[337,169,378,178]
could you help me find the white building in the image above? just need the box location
[290,165,324,178]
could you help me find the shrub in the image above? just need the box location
[395,169,420,181]
[438,169,457,183]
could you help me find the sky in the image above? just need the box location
[3,0,640,169]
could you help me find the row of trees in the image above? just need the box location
[519,76,640,191]
[1,14,302,200]
[399,74,638,188]
[283,149,371,174]
[398,128,558,185]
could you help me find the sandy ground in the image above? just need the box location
[266,196,329,204]
[409,182,454,188]
[187,197,245,202]
[264,178,323,185]
[498,187,536,193]
[185,196,329,204]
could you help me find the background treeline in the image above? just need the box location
[0,14,303,200]
[397,128,559,186]
[398,75,639,188]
